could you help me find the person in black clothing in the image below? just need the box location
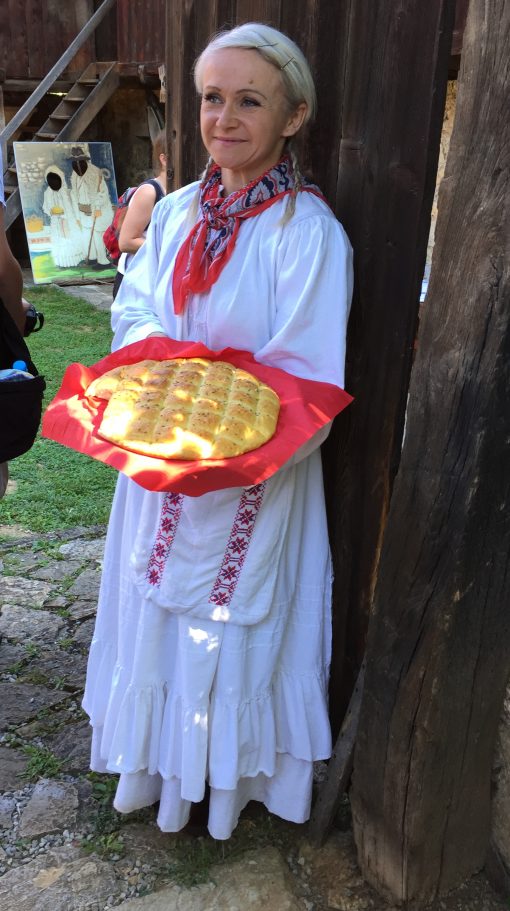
[0,149,31,497]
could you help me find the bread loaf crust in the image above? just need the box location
[86,357,280,460]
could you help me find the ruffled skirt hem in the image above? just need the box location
[90,737,314,840]
[83,637,331,800]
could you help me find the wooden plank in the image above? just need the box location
[94,0,118,61]
[26,0,45,78]
[216,0,236,29]
[72,0,96,73]
[308,659,365,846]
[322,0,456,735]
[235,0,281,22]
[167,0,223,190]
[117,0,165,65]
[452,0,469,55]
[6,0,29,81]
[3,80,77,93]
[0,0,117,146]
[167,0,195,190]
[349,0,510,901]
[304,0,350,199]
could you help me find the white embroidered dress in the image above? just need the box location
[82,182,353,839]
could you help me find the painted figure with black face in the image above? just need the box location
[42,165,83,268]
[68,146,113,268]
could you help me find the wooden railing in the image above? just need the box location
[0,0,117,147]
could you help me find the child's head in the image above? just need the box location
[152,130,167,174]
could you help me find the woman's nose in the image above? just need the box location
[216,102,237,127]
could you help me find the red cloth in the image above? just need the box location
[171,155,328,315]
[42,337,353,497]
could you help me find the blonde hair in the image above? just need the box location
[191,22,316,225]
[194,22,316,125]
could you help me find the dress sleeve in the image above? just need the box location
[256,211,353,388]
[255,211,353,465]
[110,201,167,351]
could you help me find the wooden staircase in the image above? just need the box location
[0,0,118,229]
[35,62,119,142]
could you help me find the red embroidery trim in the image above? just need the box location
[146,492,184,586]
[208,483,266,608]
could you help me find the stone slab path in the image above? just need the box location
[1,524,507,911]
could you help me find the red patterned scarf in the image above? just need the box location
[171,154,326,315]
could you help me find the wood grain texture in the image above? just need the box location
[350,0,510,902]
[322,0,456,734]
[308,659,365,846]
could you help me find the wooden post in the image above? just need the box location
[322,0,456,734]
[350,0,510,903]
[73,0,95,73]
[166,0,231,191]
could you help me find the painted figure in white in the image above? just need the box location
[42,165,83,268]
[68,146,113,268]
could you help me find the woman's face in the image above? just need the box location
[199,48,306,195]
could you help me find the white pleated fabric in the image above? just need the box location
[82,182,353,839]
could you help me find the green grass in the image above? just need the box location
[0,284,117,533]
[20,744,64,781]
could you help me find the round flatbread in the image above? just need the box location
[86,357,280,460]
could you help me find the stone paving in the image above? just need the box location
[1,523,508,911]
[0,281,507,909]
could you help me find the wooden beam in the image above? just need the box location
[308,659,365,846]
[0,0,117,146]
[3,80,77,94]
[350,0,510,901]
[166,0,222,190]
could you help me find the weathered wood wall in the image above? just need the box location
[0,0,96,80]
[452,0,469,54]
[350,0,510,898]
[0,0,467,85]
[325,1,456,730]
[165,0,456,732]
[116,0,165,70]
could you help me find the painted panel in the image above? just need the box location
[14,140,117,284]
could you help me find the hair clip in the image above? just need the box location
[280,57,295,69]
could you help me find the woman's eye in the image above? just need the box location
[203,93,222,104]
[241,97,260,108]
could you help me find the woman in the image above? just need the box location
[82,22,353,840]
[113,131,167,300]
